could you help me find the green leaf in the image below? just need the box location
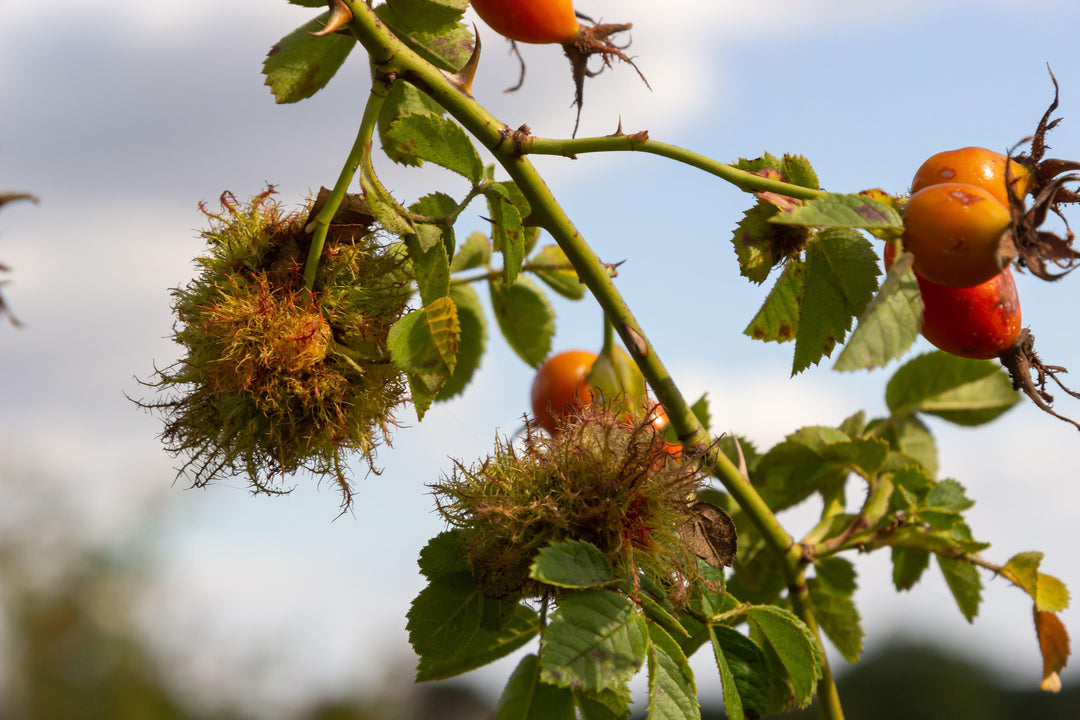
[485,184,527,286]
[690,394,712,433]
[872,414,939,478]
[385,113,484,182]
[709,626,771,720]
[450,231,492,273]
[755,427,889,511]
[495,654,576,720]
[417,530,469,580]
[386,0,468,33]
[388,299,460,419]
[745,606,822,708]
[540,589,649,692]
[771,193,903,229]
[406,232,451,306]
[732,204,793,284]
[263,12,356,103]
[416,600,541,681]
[793,228,880,375]
[734,152,820,191]
[925,478,975,514]
[646,623,700,720]
[638,593,690,641]
[531,244,585,300]
[745,260,804,343]
[815,557,857,595]
[410,193,458,252]
[380,82,445,166]
[887,524,989,556]
[937,555,983,623]
[886,351,1021,426]
[833,252,922,371]
[375,4,474,71]
[530,540,613,589]
[407,573,486,660]
[807,578,864,663]
[574,686,633,720]
[490,277,554,368]
[891,546,931,591]
[436,285,486,401]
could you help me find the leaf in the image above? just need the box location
[405,231,451,306]
[814,557,857,595]
[386,0,468,33]
[646,623,700,720]
[746,606,822,708]
[872,414,938,478]
[529,539,613,589]
[485,184,527,286]
[490,277,554,368]
[924,478,974,514]
[407,573,485,660]
[755,426,889,511]
[793,228,880,374]
[539,589,649,692]
[1003,553,1070,613]
[690,394,711,433]
[375,4,474,71]
[417,530,469,581]
[732,204,799,284]
[807,578,864,663]
[709,626,771,720]
[494,654,576,720]
[833,252,922,371]
[531,244,586,300]
[574,686,633,720]
[384,113,484,182]
[771,193,903,229]
[891,546,931,591]
[380,82,445,166]
[744,260,804,343]
[1036,610,1071,692]
[937,555,982,623]
[678,503,738,569]
[450,231,492,272]
[388,299,460,419]
[416,601,541,681]
[263,12,356,103]
[638,593,690,641]
[436,285,486,401]
[886,351,1021,426]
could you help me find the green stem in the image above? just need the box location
[338,4,843,717]
[301,82,387,289]
[522,134,829,201]
[789,572,847,720]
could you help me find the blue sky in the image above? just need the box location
[2,0,1080,714]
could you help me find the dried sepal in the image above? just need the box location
[998,329,1080,432]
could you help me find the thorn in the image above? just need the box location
[310,0,353,37]
[444,25,481,96]
[732,436,751,482]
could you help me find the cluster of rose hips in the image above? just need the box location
[894,146,1029,360]
[898,137,1080,429]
